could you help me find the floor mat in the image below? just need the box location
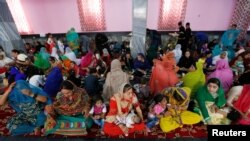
[0,104,207,139]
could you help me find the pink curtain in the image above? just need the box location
[6,0,33,34]
[230,0,250,39]
[158,0,187,31]
[77,0,106,31]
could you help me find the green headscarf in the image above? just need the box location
[195,78,226,120]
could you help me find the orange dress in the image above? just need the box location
[150,52,179,94]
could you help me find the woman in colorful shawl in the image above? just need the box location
[195,78,229,125]
[227,84,250,125]
[150,52,179,94]
[0,80,51,135]
[160,87,201,133]
[66,28,79,55]
[34,47,51,70]
[102,59,130,103]
[182,59,206,98]
[207,59,233,92]
[103,83,146,137]
[44,80,92,136]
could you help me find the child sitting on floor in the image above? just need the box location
[232,56,245,76]
[89,95,107,134]
[133,77,150,100]
[146,94,168,132]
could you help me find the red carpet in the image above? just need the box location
[0,104,207,139]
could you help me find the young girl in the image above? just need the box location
[89,96,107,134]
[146,94,168,132]
[232,56,245,76]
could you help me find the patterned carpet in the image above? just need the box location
[0,104,208,139]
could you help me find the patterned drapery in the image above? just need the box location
[158,0,187,31]
[6,0,33,34]
[77,0,106,31]
[230,0,250,39]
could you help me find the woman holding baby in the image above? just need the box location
[103,83,146,137]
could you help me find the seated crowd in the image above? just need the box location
[0,27,250,138]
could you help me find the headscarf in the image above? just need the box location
[80,51,94,67]
[40,47,50,59]
[172,44,182,64]
[0,52,12,67]
[115,83,139,115]
[195,78,226,120]
[51,47,59,61]
[212,51,228,65]
[34,47,51,70]
[57,40,65,54]
[117,83,129,96]
[64,47,79,65]
[182,59,206,97]
[150,52,179,94]
[162,87,191,107]
[53,80,90,116]
[162,52,178,70]
[207,59,233,92]
[79,51,96,76]
[7,80,51,135]
[9,80,52,112]
[212,44,222,57]
[102,59,130,102]
[66,28,79,51]
[43,67,63,97]
[221,28,240,47]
